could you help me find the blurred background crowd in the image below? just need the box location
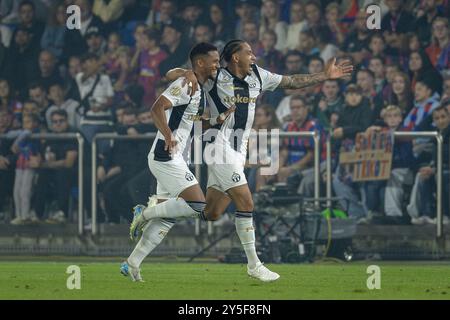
[0,0,449,227]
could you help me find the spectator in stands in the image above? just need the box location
[339,9,370,66]
[304,1,325,33]
[255,30,284,74]
[10,113,41,225]
[368,56,387,95]
[408,50,443,96]
[403,79,440,131]
[63,0,105,62]
[46,83,80,131]
[123,83,145,110]
[208,1,230,43]
[0,110,15,216]
[0,78,22,129]
[158,19,190,76]
[277,95,319,186]
[325,2,345,46]
[85,26,106,57]
[99,108,147,223]
[136,107,157,133]
[296,29,319,57]
[312,79,344,130]
[11,0,45,49]
[76,53,114,154]
[193,22,225,51]
[247,104,281,192]
[5,27,40,99]
[234,0,258,39]
[92,0,124,32]
[364,33,388,67]
[40,2,67,60]
[102,32,131,96]
[283,50,307,75]
[35,50,64,92]
[332,84,373,222]
[426,17,450,72]
[442,73,450,103]
[242,21,263,54]
[381,63,401,102]
[415,0,445,48]
[316,26,339,64]
[134,28,167,108]
[180,1,204,42]
[146,0,177,31]
[28,82,51,126]
[285,0,306,52]
[34,110,78,223]
[386,71,414,118]
[65,55,82,102]
[408,106,450,225]
[356,69,384,123]
[364,105,415,224]
[259,0,287,52]
[381,0,415,57]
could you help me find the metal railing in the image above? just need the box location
[91,131,321,236]
[325,131,445,238]
[0,133,84,235]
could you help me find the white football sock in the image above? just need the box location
[235,211,260,269]
[127,218,174,268]
[142,197,206,220]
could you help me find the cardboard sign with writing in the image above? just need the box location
[339,131,393,181]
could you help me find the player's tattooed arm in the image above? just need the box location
[278,72,328,89]
[201,105,236,131]
[165,68,198,96]
[278,58,354,89]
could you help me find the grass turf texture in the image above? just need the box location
[0,261,450,299]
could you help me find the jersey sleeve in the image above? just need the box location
[256,65,283,91]
[161,78,191,107]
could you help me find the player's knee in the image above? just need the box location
[204,207,223,221]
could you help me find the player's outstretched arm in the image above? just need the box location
[278,58,353,89]
[166,68,198,95]
[201,105,236,131]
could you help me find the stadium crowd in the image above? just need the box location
[0,0,449,226]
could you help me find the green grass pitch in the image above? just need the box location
[1,260,450,299]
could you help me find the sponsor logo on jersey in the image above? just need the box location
[223,95,256,104]
[186,114,203,121]
[185,172,194,181]
[231,172,241,182]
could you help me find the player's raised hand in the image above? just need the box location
[325,58,353,80]
[164,134,178,156]
[181,70,199,96]
[217,105,236,124]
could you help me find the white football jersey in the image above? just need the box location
[150,78,206,162]
[203,65,282,160]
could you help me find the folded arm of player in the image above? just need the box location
[150,95,178,155]
[278,58,353,89]
[166,68,198,96]
[201,105,237,131]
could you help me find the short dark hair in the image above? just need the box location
[138,107,151,115]
[189,42,218,64]
[19,0,35,10]
[358,68,375,79]
[142,28,161,43]
[220,39,245,63]
[28,82,45,92]
[290,94,308,106]
[123,108,138,117]
[432,105,449,116]
[308,56,324,66]
[50,109,68,119]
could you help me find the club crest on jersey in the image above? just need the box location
[170,86,182,96]
[231,172,241,182]
[249,82,257,88]
[185,172,194,181]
